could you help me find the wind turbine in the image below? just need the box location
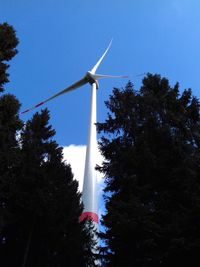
[21,40,127,231]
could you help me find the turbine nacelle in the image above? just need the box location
[85,71,129,89]
[85,71,99,88]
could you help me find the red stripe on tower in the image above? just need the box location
[79,212,99,224]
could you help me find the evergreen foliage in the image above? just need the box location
[16,109,92,267]
[0,23,23,265]
[0,23,18,92]
[97,74,200,267]
[0,23,97,267]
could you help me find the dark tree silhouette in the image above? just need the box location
[98,74,200,267]
[0,23,97,267]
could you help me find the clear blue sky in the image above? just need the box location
[1,0,200,146]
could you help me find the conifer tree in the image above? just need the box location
[0,23,96,266]
[0,22,18,92]
[97,74,200,267]
[14,109,96,267]
[0,22,23,266]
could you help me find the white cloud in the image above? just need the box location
[63,144,104,192]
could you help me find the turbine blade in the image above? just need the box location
[94,74,128,79]
[94,72,146,79]
[90,39,113,74]
[21,77,88,114]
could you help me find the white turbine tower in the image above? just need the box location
[21,40,127,231]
